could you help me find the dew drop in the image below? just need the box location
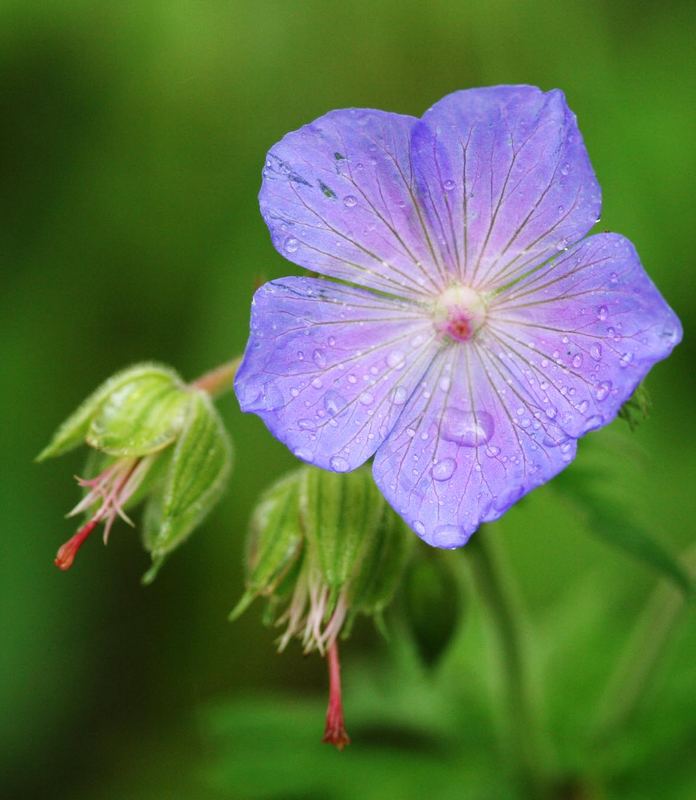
[442,408,494,447]
[359,391,374,405]
[439,376,451,392]
[572,354,583,368]
[414,521,426,536]
[343,195,357,208]
[391,386,408,405]
[590,344,602,360]
[597,305,608,321]
[313,349,327,368]
[545,406,557,419]
[432,458,456,481]
[386,350,405,369]
[619,351,633,368]
[485,445,500,457]
[298,418,316,430]
[330,455,350,472]
[311,377,323,389]
[294,447,312,460]
[324,390,345,416]
[284,237,299,253]
[432,524,465,548]
[595,381,612,401]
[443,179,456,191]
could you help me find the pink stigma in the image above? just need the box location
[55,518,99,570]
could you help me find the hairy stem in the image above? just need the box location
[191,358,241,399]
[467,530,548,799]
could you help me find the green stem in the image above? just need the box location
[592,544,695,744]
[467,529,548,799]
[191,357,241,399]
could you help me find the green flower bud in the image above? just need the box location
[38,362,233,579]
[231,465,414,654]
[231,464,414,750]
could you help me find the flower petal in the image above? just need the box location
[372,340,576,548]
[411,85,601,290]
[486,233,682,438]
[260,108,452,300]
[235,277,438,471]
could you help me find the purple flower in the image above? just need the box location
[235,85,682,548]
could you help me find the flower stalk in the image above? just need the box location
[467,530,547,799]
[191,357,241,398]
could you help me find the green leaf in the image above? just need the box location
[230,470,304,620]
[554,473,692,595]
[142,390,232,566]
[300,466,384,598]
[87,366,189,456]
[37,362,180,460]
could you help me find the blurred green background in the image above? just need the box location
[2,1,694,798]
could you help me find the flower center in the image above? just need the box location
[433,285,487,343]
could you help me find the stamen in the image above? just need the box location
[322,640,350,751]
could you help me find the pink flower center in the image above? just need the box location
[433,285,487,343]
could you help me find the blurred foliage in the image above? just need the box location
[1,1,694,798]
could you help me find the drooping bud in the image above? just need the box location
[231,464,414,748]
[38,363,233,579]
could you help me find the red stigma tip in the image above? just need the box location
[54,518,99,571]
[322,641,350,751]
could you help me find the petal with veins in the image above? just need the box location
[260,108,453,300]
[411,85,601,290]
[372,340,576,548]
[235,277,437,471]
[487,233,682,438]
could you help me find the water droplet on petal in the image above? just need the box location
[298,419,316,430]
[597,305,608,321]
[619,351,633,368]
[590,344,602,360]
[414,521,426,536]
[324,390,345,416]
[330,455,350,472]
[432,458,456,481]
[545,406,557,419]
[432,524,465,548]
[443,179,455,191]
[343,195,357,208]
[442,408,494,447]
[572,354,583,368]
[595,381,612,401]
[391,386,408,405]
[386,350,405,369]
[284,237,299,253]
[294,447,312,460]
[359,391,374,405]
[311,377,323,389]
[313,349,327,368]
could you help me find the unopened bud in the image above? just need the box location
[38,363,233,579]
